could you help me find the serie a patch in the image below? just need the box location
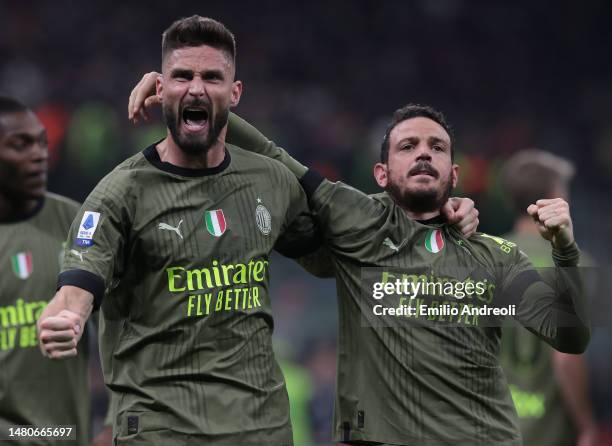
[75,211,101,247]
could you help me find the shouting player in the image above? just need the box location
[129,70,589,445]
[39,16,478,445]
[0,96,111,445]
[37,16,321,445]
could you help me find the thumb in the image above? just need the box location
[441,200,458,223]
[526,204,539,221]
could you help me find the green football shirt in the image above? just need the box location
[59,143,317,445]
[0,193,90,445]
[226,113,589,446]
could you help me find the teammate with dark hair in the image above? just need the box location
[0,96,111,445]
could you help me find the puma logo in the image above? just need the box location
[383,237,407,253]
[69,249,88,262]
[158,219,184,240]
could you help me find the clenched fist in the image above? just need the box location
[38,309,83,359]
[527,198,574,249]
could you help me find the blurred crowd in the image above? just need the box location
[1,0,611,444]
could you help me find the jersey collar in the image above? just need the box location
[143,142,231,177]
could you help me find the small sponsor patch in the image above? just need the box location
[75,211,100,247]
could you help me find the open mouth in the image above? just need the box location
[182,106,209,132]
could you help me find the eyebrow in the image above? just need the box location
[395,135,450,148]
[7,128,46,140]
[428,136,449,146]
[170,68,225,78]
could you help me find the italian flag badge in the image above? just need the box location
[11,252,33,279]
[425,229,444,253]
[204,210,227,237]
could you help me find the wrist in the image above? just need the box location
[552,241,580,266]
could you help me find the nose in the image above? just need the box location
[415,143,432,161]
[188,76,206,98]
[30,141,48,164]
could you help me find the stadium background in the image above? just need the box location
[1,0,611,444]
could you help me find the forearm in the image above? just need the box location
[553,352,596,435]
[551,243,590,352]
[518,243,590,353]
[227,112,308,178]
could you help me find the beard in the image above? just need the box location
[163,101,229,155]
[386,170,453,214]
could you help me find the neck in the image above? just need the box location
[514,215,540,235]
[158,128,226,169]
[402,207,441,221]
[0,194,40,222]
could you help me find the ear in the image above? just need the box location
[374,162,389,188]
[156,75,163,101]
[230,80,243,108]
[451,163,459,188]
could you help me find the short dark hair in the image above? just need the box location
[0,96,29,134]
[501,149,575,215]
[0,96,28,116]
[162,16,236,65]
[380,104,453,163]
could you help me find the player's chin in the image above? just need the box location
[20,186,46,200]
[405,181,438,195]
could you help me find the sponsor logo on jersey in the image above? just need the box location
[159,219,184,240]
[204,210,226,237]
[0,299,48,350]
[69,249,88,262]
[166,258,269,318]
[255,198,272,235]
[425,228,444,253]
[10,252,32,279]
[75,211,101,247]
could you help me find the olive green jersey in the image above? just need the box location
[0,193,90,445]
[226,113,590,446]
[499,232,576,446]
[59,143,317,445]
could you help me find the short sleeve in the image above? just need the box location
[58,173,131,308]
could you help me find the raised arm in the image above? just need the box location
[504,199,590,353]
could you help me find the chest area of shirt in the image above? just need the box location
[0,225,65,300]
[132,185,284,266]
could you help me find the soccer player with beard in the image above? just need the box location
[128,68,591,443]
[36,16,322,445]
[212,107,590,446]
[0,97,112,445]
